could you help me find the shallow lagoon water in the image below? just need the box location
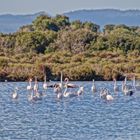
[0,81,140,140]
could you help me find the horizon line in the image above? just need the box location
[1,8,140,16]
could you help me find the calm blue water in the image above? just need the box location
[0,81,140,140]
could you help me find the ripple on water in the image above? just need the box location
[0,81,140,140]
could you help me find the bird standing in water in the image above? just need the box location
[12,87,18,99]
[91,79,96,93]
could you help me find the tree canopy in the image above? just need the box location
[0,14,140,81]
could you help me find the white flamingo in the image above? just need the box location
[124,76,127,85]
[123,85,134,96]
[91,79,96,92]
[54,84,62,93]
[59,71,63,89]
[33,77,42,100]
[27,78,32,90]
[28,88,42,101]
[100,88,107,99]
[43,75,47,90]
[63,85,82,98]
[28,90,34,101]
[106,94,114,101]
[63,85,70,97]
[12,87,18,99]
[54,72,63,93]
[77,86,84,96]
[34,77,38,91]
[27,78,40,101]
[122,79,134,96]
[133,76,140,91]
[122,81,125,92]
[64,77,78,88]
[57,92,63,99]
[100,88,113,101]
[63,85,76,98]
[113,78,119,92]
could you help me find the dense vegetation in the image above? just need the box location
[0,14,140,81]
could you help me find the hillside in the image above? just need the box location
[1,9,140,33]
[65,9,140,28]
[0,12,46,33]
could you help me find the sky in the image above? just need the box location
[0,0,140,15]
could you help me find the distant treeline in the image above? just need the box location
[0,14,140,81]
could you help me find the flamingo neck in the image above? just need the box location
[29,81,32,87]
[44,76,46,83]
[63,86,68,95]
[114,80,117,87]
[133,77,136,88]
[124,77,127,85]
[122,82,125,91]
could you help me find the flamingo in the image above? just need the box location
[63,85,70,97]
[124,88,134,96]
[113,78,119,92]
[55,85,63,99]
[43,75,47,90]
[28,90,34,101]
[91,79,96,92]
[28,88,42,101]
[54,72,63,93]
[133,76,140,91]
[64,77,78,88]
[100,88,107,99]
[54,84,62,93]
[122,81,134,96]
[123,76,134,89]
[77,86,84,96]
[123,85,134,96]
[106,94,114,101]
[124,76,127,85]
[27,78,32,90]
[63,85,77,98]
[100,88,114,101]
[27,78,40,101]
[12,87,18,99]
[59,71,63,89]
[34,77,38,91]
[122,81,125,92]
[32,77,42,100]
[122,77,135,96]
[57,92,63,99]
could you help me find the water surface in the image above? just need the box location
[0,81,140,140]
